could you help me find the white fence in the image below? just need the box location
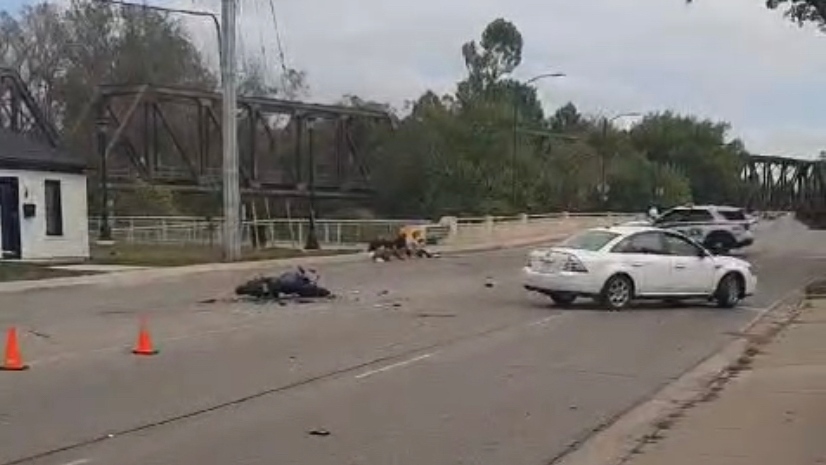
[88,212,644,248]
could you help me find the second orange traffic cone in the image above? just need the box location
[1,327,29,371]
[132,318,158,356]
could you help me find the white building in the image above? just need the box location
[0,129,89,260]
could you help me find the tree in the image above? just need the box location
[630,112,745,204]
[457,18,524,103]
[549,102,591,134]
[687,0,826,29]
[237,57,309,99]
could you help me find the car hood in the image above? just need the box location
[712,254,751,269]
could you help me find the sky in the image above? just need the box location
[5,0,826,158]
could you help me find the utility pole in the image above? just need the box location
[96,114,112,242]
[221,0,241,261]
[305,119,320,250]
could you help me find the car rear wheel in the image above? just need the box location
[549,292,577,307]
[599,274,634,311]
[714,273,743,308]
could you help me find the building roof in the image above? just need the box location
[0,129,86,174]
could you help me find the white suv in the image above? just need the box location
[646,205,754,254]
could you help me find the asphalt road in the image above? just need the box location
[0,216,823,465]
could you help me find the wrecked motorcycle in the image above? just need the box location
[235,267,333,300]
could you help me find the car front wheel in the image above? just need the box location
[599,274,634,311]
[714,273,743,308]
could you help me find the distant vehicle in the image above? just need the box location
[523,225,757,311]
[624,205,754,254]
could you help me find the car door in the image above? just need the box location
[671,209,714,243]
[662,232,717,294]
[609,231,672,295]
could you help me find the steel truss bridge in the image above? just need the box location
[741,154,825,212]
[91,83,394,200]
[1,67,824,211]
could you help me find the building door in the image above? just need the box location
[0,177,21,259]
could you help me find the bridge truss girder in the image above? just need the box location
[741,154,825,211]
[0,68,61,147]
[94,84,394,200]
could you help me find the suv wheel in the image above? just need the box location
[704,231,735,254]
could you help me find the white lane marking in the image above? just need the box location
[354,353,435,380]
[61,459,91,465]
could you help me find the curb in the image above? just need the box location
[550,283,812,465]
[0,233,568,295]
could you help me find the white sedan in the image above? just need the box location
[523,225,757,310]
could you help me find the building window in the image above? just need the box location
[45,180,63,236]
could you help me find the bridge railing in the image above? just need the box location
[89,212,644,249]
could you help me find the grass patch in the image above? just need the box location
[91,243,358,267]
[0,262,97,282]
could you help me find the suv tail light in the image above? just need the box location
[562,255,588,273]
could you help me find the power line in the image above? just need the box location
[265,0,291,93]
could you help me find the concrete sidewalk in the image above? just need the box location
[623,294,826,465]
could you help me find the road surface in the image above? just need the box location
[0,216,823,465]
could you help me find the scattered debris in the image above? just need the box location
[367,233,437,262]
[484,277,495,288]
[308,429,331,437]
[416,313,457,318]
[27,329,51,339]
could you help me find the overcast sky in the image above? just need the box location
[8,0,826,157]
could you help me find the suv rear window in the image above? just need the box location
[559,230,621,251]
[718,209,746,221]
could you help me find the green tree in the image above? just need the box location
[630,112,745,205]
[457,18,524,103]
[687,1,826,28]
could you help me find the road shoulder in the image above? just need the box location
[554,283,813,465]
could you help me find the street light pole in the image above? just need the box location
[598,112,641,210]
[93,0,222,48]
[220,0,241,261]
[93,0,240,260]
[511,72,565,207]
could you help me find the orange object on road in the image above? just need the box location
[1,327,29,371]
[132,318,159,356]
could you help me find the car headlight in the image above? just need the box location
[562,255,588,273]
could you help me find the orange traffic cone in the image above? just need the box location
[132,318,158,356]
[1,327,29,371]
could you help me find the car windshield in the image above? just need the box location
[558,230,621,251]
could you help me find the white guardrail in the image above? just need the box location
[87,212,646,248]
